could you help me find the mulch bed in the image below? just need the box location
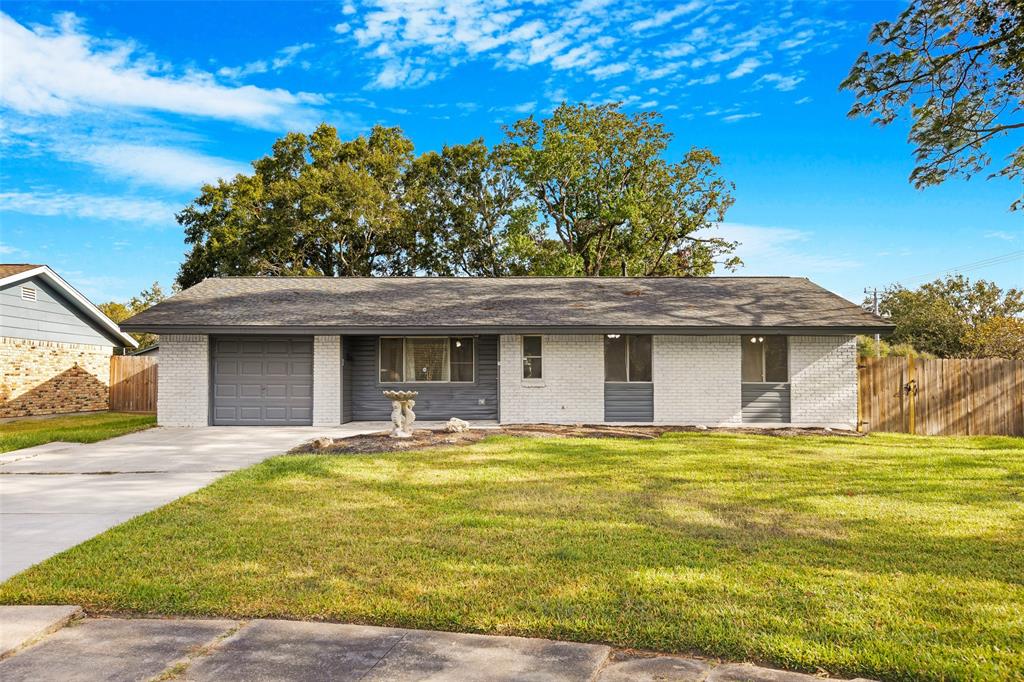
[292,423,862,455]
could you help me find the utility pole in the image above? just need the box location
[864,287,881,357]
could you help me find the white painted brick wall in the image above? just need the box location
[499,334,604,424]
[790,335,858,428]
[313,335,342,426]
[157,334,209,427]
[653,335,743,424]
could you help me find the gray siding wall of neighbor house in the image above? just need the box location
[741,383,792,423]
[604,383,654,422]
[0,277,117,347]
[347,335,499,421]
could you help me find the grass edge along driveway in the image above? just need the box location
[0,412,156,453]
[1,431,1021,681]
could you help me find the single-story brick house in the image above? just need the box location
[0,264,138,418]
[120,276,891,429]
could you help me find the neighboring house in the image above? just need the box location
[121,276,892,429]
[132,344,159,356]
[0,264,138,418]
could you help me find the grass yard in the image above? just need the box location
[0,411,156,453]
[1,432,1021,680]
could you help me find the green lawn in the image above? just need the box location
[0,411,156,453]
[1,432,1021,680]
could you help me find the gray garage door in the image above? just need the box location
[211,336,313,425]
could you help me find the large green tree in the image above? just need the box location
[176,104,739,286]
[99,282,171,349]
[842,0,1024,208]
[178,124,416,287]
[497,102,737,276]
[876,274,1024,356]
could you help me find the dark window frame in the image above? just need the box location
[741,335,789,383]
[378,336,476,384]
[604,334,653,383]
[522,335,543,380]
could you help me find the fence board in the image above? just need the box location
[109,355,158,413]
[859,357,1024,436]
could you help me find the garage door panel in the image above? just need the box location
[211,336,314,426]
[239,384,263,398]
[214,385,238,398]
[265,361,289,376]
[265,384,288,398]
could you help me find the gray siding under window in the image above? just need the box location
[741,382,791,423]
[348,335,498,421]
[0,277,118,346]
[604,383,654,422]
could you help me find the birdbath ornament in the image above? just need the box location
[382,390,418,438]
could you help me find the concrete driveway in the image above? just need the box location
[0,424,387,581]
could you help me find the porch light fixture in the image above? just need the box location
[454,340,462,348]
[607,334,621,339]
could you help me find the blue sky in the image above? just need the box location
[0,0,1020,305]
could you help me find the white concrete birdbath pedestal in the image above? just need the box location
[382,390,418,438]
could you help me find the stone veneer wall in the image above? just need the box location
[157,334,209,427]
[0,336,112,417]
[789,335,858,428]
[499,334,605,424]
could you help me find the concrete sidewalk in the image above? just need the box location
[0,614,867,682]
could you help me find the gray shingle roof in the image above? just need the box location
[122,276,891,334]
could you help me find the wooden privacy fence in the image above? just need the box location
[109,355,158,413]
[858,357,1024,436]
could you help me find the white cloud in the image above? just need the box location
[687,73,721,86]
[511,101,537,113]
[757,72,804,91]
[779,30,814,49]
[986,230,1019,241]
[0,12,323,130]
[63,143,247,191]
[0,190,178,225]
[630,2,704,32]
[722,112,760,122]
[0,242,26,256]
[727,57,763,79]
[794,96,812,105]
[713,222,862,274]
[588,62,631,79]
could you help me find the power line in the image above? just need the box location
[897,249,1024,286]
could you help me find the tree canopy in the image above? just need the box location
[99,282,171,349]
[842,0,1024,208]
[176,103,737,287]
[873,274,1024,357]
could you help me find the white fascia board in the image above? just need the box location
[0,266,139,348]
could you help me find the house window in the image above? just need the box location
[379,337,475,383]
[522,336,543,379]
[604,334,652,382]
[20,286,36,302]
[742,335,788,382]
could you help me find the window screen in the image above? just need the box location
[405,338,450,382]
[628,335,652,382]
[764,336,788,382]
[742,336,788,382]
[379,338,404,382]
[605,335,651,382]
[604,335,627,382]
[450,337,475,382]
[523,336,543,379]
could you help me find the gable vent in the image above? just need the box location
[20,286,37,302]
